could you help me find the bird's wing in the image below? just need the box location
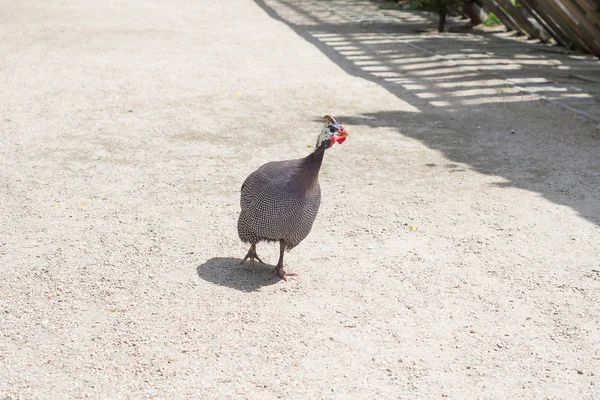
[239,160,298,210]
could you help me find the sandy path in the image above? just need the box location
[1,0,599,398]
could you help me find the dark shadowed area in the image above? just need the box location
[197,257,282,291]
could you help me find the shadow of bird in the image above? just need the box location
[196,257,282,292]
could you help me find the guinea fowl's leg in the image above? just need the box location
[271,240,298,281]
[240,243,264,268]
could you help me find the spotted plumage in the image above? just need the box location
[238,157,322,249]
[237,115,348,280]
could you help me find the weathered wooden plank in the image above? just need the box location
[515,3,553,42]
[558,0,600,52]
[495,0,551,42]
[546,0,600,56]
[463,0,488,25]
[520,0,570,46]
[527,0,593,53]
[570,0,600,16]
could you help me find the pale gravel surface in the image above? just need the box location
[1,0,600,399]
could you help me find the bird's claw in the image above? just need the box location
[270,266,297,281]
[241,245,264,266]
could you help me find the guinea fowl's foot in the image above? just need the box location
[240,244,264,269]
[270,265,297,281]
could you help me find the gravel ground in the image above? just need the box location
[1,0,599,398]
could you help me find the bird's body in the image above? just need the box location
[238,150,323,250]
[237,115,348,280]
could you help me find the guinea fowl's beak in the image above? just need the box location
[330,126,349,147]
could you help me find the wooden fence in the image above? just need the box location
[469,0,600,57]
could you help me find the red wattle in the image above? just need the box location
[330,136,338,147]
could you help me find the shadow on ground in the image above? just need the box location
[254,0,600,117]
[197,257,281,292]
[255,0,600,226]
[339,110,600,225]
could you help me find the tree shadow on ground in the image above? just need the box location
[336,111,600,225]
[255,0,600,226]
[196,257,281,292]
[254,0,600,119]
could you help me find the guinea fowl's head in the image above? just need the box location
[316,115,349,150]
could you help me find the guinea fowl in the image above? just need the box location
[237,115,349,280]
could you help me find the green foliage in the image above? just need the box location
[407,0,425,9]
[484,12,502,26]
